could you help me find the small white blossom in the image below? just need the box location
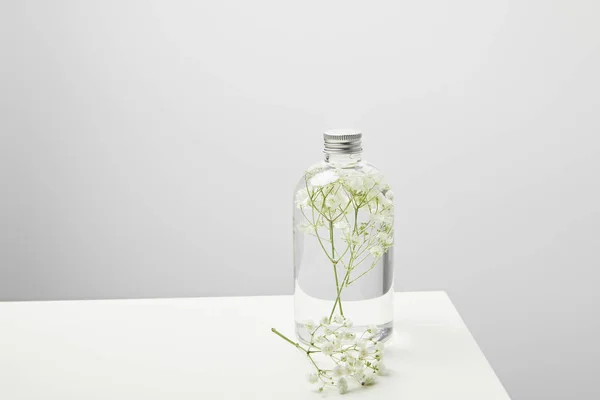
[308,372,318,384]
[304,320,315,332]
[377,232,392,246]
[321,342,334,356]
[295,188,310,208]
[361,374,376,386]
[370,213,386,224]
[325,191,348,209]
[334,314,344,324]
[362,176,375,190]
[375,193,392,207]
[376,362,387,375]
[299,222,313,234]
[334,220,351,233]
[375,341,385,352]
[385,190,394,202]
[358,346,369,359]
[345,353,357,366]
[310,170,339,187]
[320,316,330,326]
[325,195,338,209]
[342,331,356,341]
[347,233,361,246]
[350,359,366,376]
[384,213,394,225]
[367,325,379,335]
[333,365,349,378]
[345,364,357,376]
[338,377,348,394]
[345,175,365,192]
[369,245,384,258]
[333,338,342,350]
[343,318,353,328]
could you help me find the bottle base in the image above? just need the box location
[295,321,393,345]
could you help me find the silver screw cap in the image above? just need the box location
[323,129,363,154]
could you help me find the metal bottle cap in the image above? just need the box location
[323,129,363,154]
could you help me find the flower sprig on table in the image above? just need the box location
[272,315,386,394]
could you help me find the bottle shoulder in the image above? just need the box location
[294,160,392,195]
[296,161,385,180]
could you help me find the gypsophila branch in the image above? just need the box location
[279,164,394,393]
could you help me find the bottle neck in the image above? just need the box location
[324,152,362,166]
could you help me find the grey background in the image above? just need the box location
[1,1,599,399]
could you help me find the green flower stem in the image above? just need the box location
[329,220,344,319]
[272,328,307,351]
[347,257,381,285]
[329,257,354,322]
[329,221,336,259]
[271,328,321,372]
[334,241,351,262]
[328,267,352,321]
[306,233,331,243]
[353,251,374,268]
[316,232,335,263]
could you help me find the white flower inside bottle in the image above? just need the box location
[294,130,394,344]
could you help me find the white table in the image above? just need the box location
[0,291,510,399]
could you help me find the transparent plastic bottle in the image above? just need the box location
[294,130,394,344]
